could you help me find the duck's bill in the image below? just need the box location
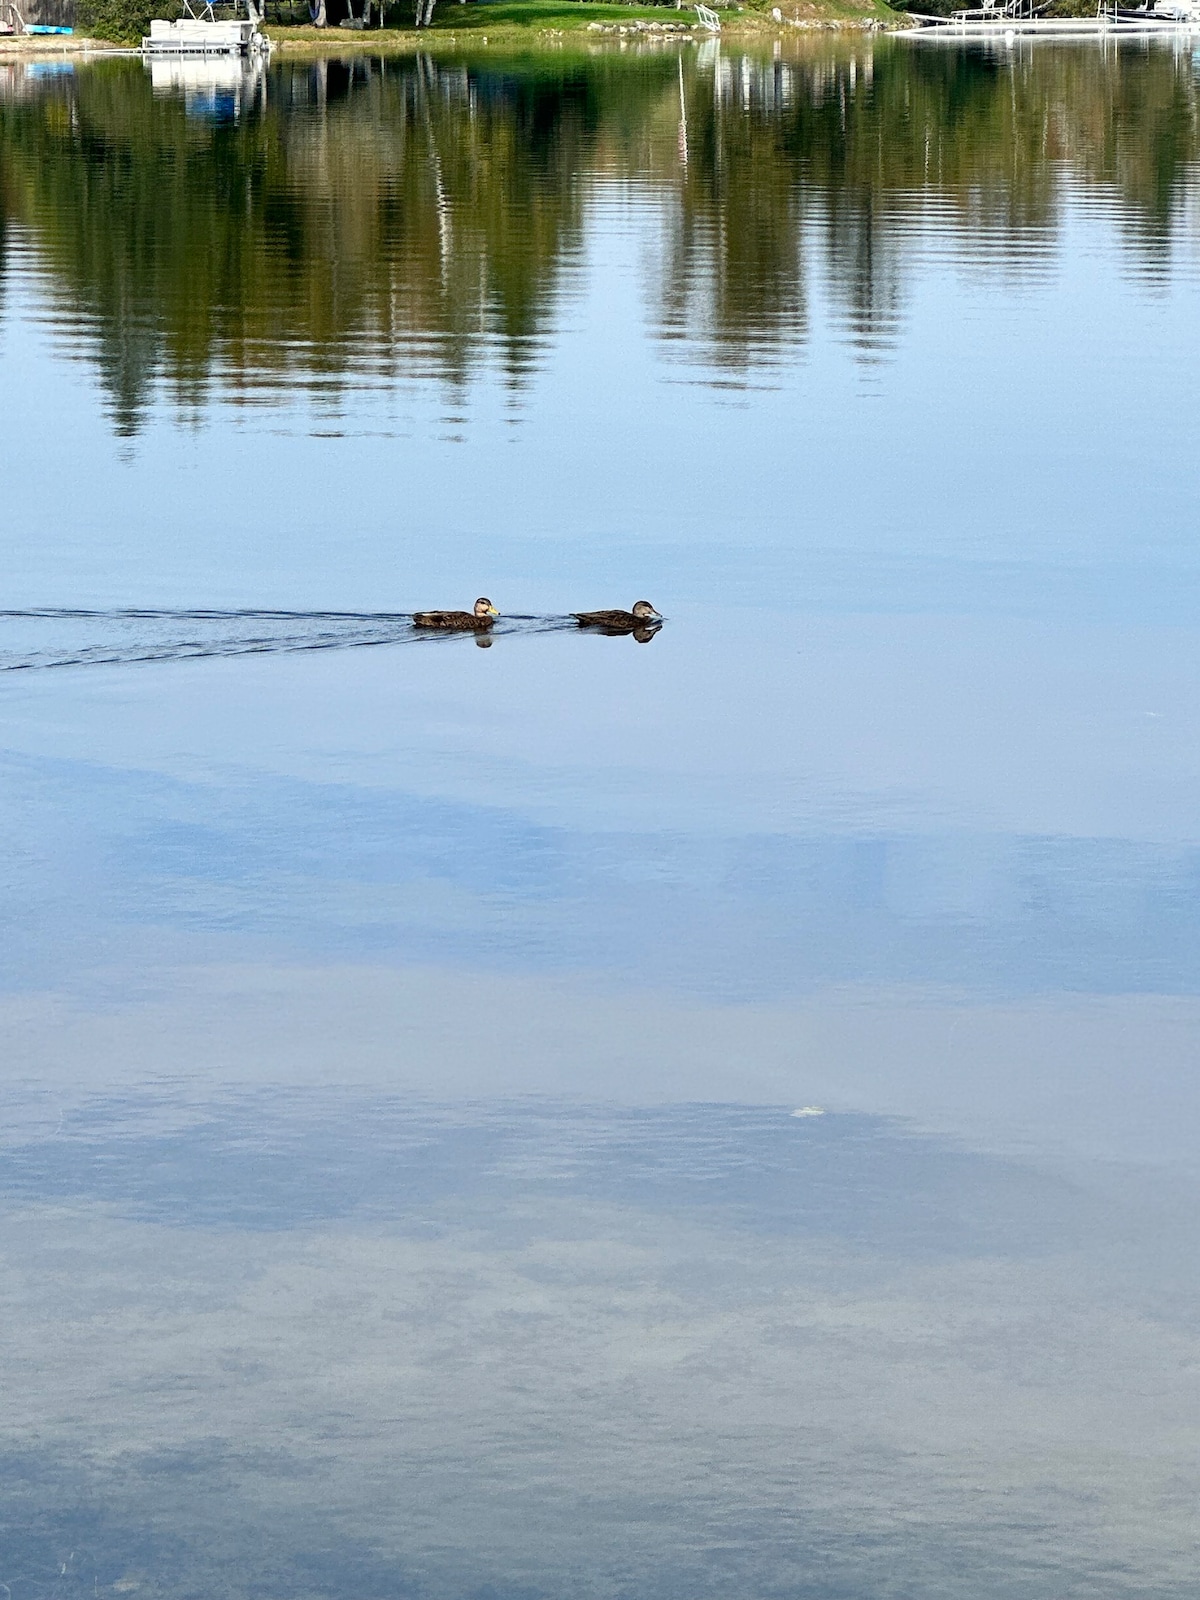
[487,605,500,616]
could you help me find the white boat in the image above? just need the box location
[143,0,269,56]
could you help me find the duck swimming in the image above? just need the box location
[412,598,499,632]
[572,600,662,634]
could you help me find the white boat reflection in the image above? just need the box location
[146,50,264,118]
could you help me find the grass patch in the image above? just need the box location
[428,0,708,26]
[265,0,897,39]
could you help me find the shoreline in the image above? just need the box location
[0,0,901,57]
[0,34,129,55]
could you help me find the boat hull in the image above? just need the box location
[142,18,266,55]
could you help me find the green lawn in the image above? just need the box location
[266,0,896,44]
[427,0,715,26]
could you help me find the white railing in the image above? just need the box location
[695,4,721,30]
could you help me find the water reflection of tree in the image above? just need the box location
[0,41,1198,431]
[655,41,1200,366]
[0,54,602,431]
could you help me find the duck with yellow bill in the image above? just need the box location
[412,598,499,632]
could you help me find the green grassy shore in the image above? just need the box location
[267,0,900,45]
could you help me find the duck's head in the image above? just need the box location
[631,600,661,621]
[474,597,499,618]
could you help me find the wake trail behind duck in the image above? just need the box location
[0,609,576,673]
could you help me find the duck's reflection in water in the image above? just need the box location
[576,623,661,642]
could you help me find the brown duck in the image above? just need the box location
[572,600,662,635]
[413,597,499,631]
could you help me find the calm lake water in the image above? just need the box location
[2,34,1200,1597]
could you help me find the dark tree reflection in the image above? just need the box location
[0,39,1196,434]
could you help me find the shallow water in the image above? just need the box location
[1,35,1200,1597]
